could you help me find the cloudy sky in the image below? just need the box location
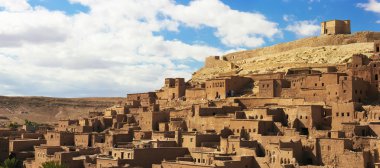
[0,0,380,97]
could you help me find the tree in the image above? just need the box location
[7,122,19,129]
[24,119,39,131]
[0,158,22,168]
[40,161,68,168]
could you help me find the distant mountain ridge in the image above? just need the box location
[0,96,124,124]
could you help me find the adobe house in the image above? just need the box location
[9,139,46,160]
[316,138,371,167]
[74,133,92,147]
[205,76,251,100]
[127,92,156,101]
[219,135,258,155]
[26,146,83,168]
[284,105,325,133]
[156,155,257,168]
[46,131,74,146]
[56,119,78,132]
[258,79,290,98]
[104,131,133,148]
[156,78,186,100]
[229,119,275,138]
[375,40,380,55]
[181,132,220,149]
[134,111,169,131]
[321,20,351,35]
[24,146,62,168]
[265,140,303,167]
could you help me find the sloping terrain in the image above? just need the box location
[0,96,123,125]
[191,32,380,83]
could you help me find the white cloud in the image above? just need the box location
[0,0,280,97]
[285,20,320,37]
[161,0,281,48]
[0,0,30,11]
[377,20,380,24]
[357,0,380,13]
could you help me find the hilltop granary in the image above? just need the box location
[321,19,351,35]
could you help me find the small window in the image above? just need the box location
[300,116,303,119]
[341,113,344,117]
[322,83,325,86]
[347,112,350,116]
[374,64,377,68]
[376,74,379,81]
[315,83,317,86]
[336,113,339,117]
[237,129,239,133]
[343,90,346,93]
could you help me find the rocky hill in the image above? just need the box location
[190,31,380,84]
[0,96,124,125]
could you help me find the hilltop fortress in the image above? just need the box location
[2,20,380,168]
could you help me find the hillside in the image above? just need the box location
[191,32,380,83]
[0,96,124,125]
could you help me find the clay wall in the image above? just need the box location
[0,138,8,162]
[236,98,307,109]
[181,133,220,149]
[316,138,352,165]
[74,133,91,147]
[9,139,46,152]
[133,131,152,140]
[185,88,206,100]
[187,115,232,133]
[193,105,241,116]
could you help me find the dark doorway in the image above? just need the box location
[300,128,309,135]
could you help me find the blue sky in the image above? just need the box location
[26,0,380,48]
[0,0,379,97]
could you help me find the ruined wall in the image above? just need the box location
[205,56,233,68]
[224,32,380,62]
